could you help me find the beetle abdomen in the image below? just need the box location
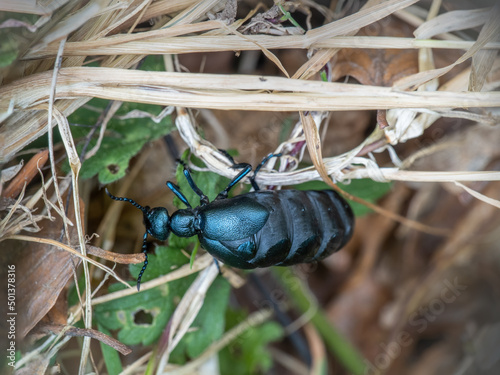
[212,190,354,268]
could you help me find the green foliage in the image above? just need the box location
[0,35,18,68]
[170,277,231,363]
[94,248,195,346]
[219,309,284,375]
[98,323,123,375]
[0,13,38,68]
[67,99,173,184]
[294,179,392,216]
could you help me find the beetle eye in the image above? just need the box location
[144,207,170,241]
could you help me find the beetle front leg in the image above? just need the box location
[178,161,209,206]
[166,181,192,208]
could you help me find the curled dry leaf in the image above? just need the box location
[329,17,419,86]
[2,150,49,199]
[2,193,84,338]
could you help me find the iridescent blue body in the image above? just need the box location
[106,153,354,290]
[170,190,353,269]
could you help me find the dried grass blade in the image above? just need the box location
[300,112,329,183]
[157,262,220,372]
[394,2,500,90]
[305,0,420,45]
[414,8,490,39]
[24,35,500,59]
[0,0,61,15]
[167,309,273,375]
[91,254,214,306]
[454,182,500,209]
[219,21,290,77]
[1,234,130,288]
[33,0,111,49]
[47,41,90,371]
[167,0,222,27]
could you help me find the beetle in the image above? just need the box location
[106,153,354,290]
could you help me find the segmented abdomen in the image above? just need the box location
[218,190,354,268]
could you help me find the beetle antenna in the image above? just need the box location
[105,188,146,212]
[106,188,150,290]
[136,232,149,291]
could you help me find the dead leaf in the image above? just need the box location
[2,193,84,339]
[329,16,418,86]
[2,150,49,199]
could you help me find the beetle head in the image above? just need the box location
[105,188,171,240]
[143,206,170,240]
[105,188,172,291]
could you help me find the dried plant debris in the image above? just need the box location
[240,3,307,35]
[209,0,237,24]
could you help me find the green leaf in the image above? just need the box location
[320,70,328,82]
[169,277,231,363]
[0,13,38,68]
[294,179,392,216]
[219,309,284,375]
[98,323,123,375]
[273,267,367,375]
[67,98,173,184]
[94,247,195,346]
[189,241,200,268]
[277,4,305,31]
[0,35,18,68]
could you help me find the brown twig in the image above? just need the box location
[36,324,132,355]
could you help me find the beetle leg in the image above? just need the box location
[216,164,253,200]
[219,148,253,171]
[213,258,222,275]
[181,165,210,206]
[250,153,282,191]
[218,149,236,164]
[136,232,149,291]
[166,181,192,208]
[217,149,256,199]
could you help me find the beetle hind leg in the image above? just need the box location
[216,149,254,200]
[251,153,282,191]
[216,150,282,197]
